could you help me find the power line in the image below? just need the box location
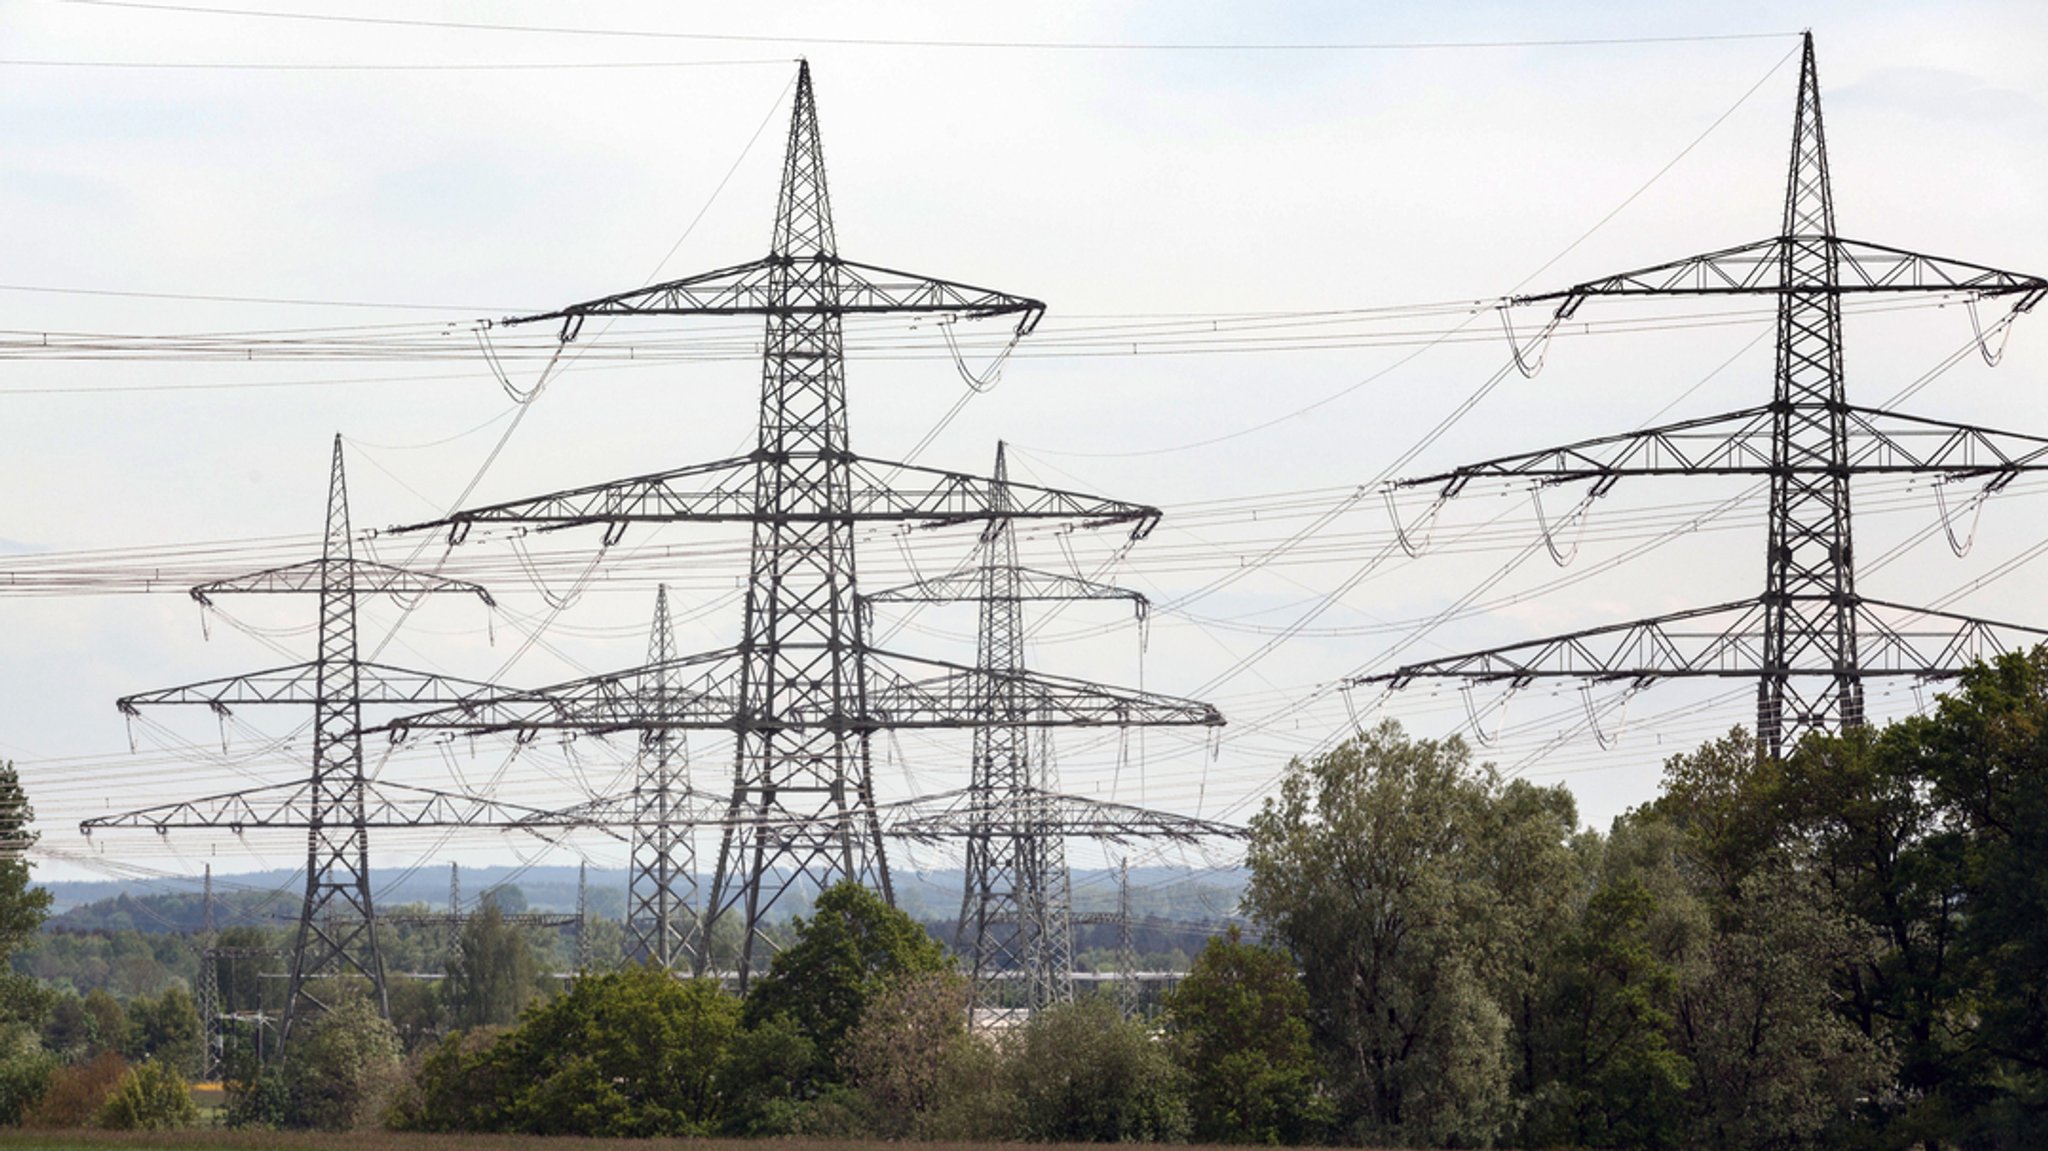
[0,55,788,71]
[54,4,1798,52]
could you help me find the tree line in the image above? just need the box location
[0,648,2043,1145]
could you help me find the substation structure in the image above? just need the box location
[82,438,632,1042]
[1356,32,2048,757]
[373,60,1227,984]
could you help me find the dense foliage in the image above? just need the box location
[5,651,2048,1145]
[96,1059,197,1130]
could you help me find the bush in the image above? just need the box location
[222,1070,286,1129]
[386,1026,509,1133]
[23,1050,128,1127]
[0,1028,57,1126]
[1165,927,1331,1143]
[280,994,404,1130]
[841,969,1013,1138]
[741,881,950,1066]
[123,988,203,1078]
[97,1060,197,1130]
[399,967,745,1137]
[1007,996,1189,1142]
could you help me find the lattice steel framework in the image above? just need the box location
[625,585,698,970]
[84,437,515,1041]
[1356,34,2048,757]
[864,443,1223,1011]
[389,61,1222,981]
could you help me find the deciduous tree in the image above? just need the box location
[1164,926,1329,1143]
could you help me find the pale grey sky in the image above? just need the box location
[4,1,2045,893]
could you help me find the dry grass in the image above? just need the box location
[0,1134,1314,1151]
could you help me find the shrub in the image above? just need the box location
[840,968,1014,1139]
[97,1060,198,1130]
[1007,995,1189,1142]
[280,994,404,1130]
[23,1050,128,1127]
[0,1028,57,1126]
[398,967,746,1138]
[1165,927,1332,1143]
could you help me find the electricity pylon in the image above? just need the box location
[196,864,220,1078]
[864,443,1230,1011]
[384,61,1224,981]
[82,437,567,1040]
[625,585,698,970]
[1355,33,2048,757]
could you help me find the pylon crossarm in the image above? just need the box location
[1850,599,2048,674]
[1400,403,2048,494]
[382,911,577,929]
[865,649,1223,729]
[1516,235,2046,316]
[374,648,745,739]
[502,254,1043,334]
[395,456,1156,541]
[1352,596,2048,690]
[376,646,1217,739]
[864,565,1147,610]
[882,785,1245,843]
[78,779,602,835]
[192,559,492,606]
[117,661,512,713]
[1832,238,2048,297]
[1350,598,1772,688]
[523,785,729,828]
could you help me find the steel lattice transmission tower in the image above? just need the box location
[1357,33,2048,757]
[82,437,584,1040]
[382,60,1224,980]
[625,584,699,970]
[865,443,1219,1011]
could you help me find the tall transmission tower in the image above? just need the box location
[865,443,1219,1011]
[625,585,698,970]
[382,60,1224,980]
[196,864,220,1079]
[1356,33,2048,757]
[82,437,575,1040]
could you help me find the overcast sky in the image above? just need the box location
[3,1,2045,896]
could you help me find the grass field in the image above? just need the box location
[0,1135,1008,1151]
[0,1135,1270,1151]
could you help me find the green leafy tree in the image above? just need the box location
[1583,731,1884,1149]
[1007,994,1190,1142]
[840,968,1001,1138]
[1677,865,1890,1150]
[385,975,444,1054]
[39,993,97,1062]
[740,881,950,1071]
[97,1059,198,1130]
[0,763,51,960]
[1523,878,1690,1148]
[719,1012,820,1136]
[0,757,55,1124]
[500,967,742,1136]
[444,898,542,1029]
[0,1028,56,1126]
[1910,649,2048,1139]
[400,965,744,1136]
[385,1025,510,1133]
[279,990,404,1130]
[123,987,203,1078]
[1244,720,1576,1145]
[80,989,129,1058]
[1164,926,1329,1143]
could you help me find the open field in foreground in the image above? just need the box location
[0,1135,1292,1151]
